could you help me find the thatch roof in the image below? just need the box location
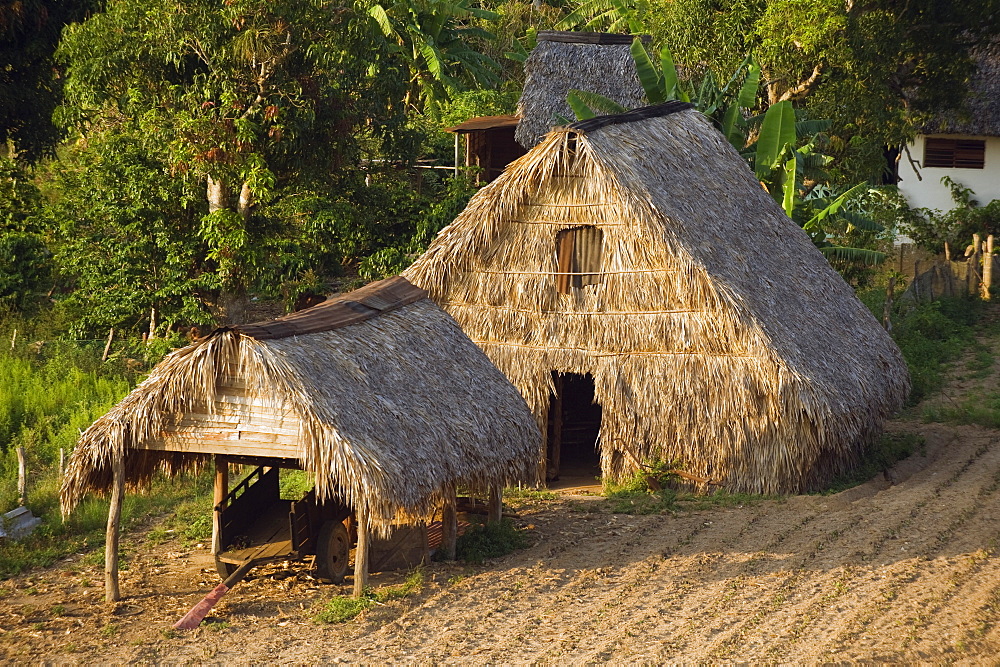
[61,277,540,534]
[924,39,1000,136]
[514,31,646,149]
[405,102,910,494]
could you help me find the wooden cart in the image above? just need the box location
[213,465,355,583]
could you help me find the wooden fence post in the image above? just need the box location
[102,328,115,362]
[16,446,27,506]
[983,235,994,300]
[882,275,896,332]
[105,456,125,602]
[59,448,65,479]
[9,328,16,351]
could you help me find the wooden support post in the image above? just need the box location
[16,446,26,506]
[105,456,125,602]
[353,517,370,599]
[488,484,503,524]
[58,448,65,479]
[441,485,458,561]
[984,235,994,300]
[9,328,15,351]
[212,456,228,555]
[453,133,460,177]
[101,328,115,362]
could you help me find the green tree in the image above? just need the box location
[641,0,1000,181]
[42,133,212,335]
[56,0,411,323]
[0,156,49,312]
[0,0,96,161]
[368,0,501,112]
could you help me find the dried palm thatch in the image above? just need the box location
[924,39,1000,136]
[515,31,645,149]
[61,277,540,535]
[405,102,910,495]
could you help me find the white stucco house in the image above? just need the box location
[898,41,1000,212]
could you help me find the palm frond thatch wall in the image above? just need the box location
[515,32,645,149]
[61,278,540,535]
[405,105,910,494]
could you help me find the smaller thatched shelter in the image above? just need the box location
[515,31,646,149]
[62,276,539,598]
[447,114,526,183]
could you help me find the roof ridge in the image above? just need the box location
[566,101,696,133]
[222,276,427,341]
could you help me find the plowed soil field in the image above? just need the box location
[5,355,1000,662]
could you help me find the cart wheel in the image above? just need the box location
[315,520,351,584]
[215,557,238,580]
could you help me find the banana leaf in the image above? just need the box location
[631,39,664,103]
[755,101,796,179]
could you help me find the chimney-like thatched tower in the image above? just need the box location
[405,103,910,494]
[515,31,646,149]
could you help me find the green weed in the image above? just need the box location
[453,519,531,564]
[314,568,424,624]
[502,486,556,501]
[203,620,230,632]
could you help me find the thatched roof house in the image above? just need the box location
[515,31,646,149]
[405,103,910,494]
[61,276,540,532]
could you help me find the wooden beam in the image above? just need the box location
[487,485,503,524]
[353,517,369,599]
[105,456,125,602]
[441,485,458,561]
[212,455,228,555]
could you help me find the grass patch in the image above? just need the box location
[598,472,775,515]
[877,296,984,404]
[822,432,925,494]
[453,518,531,564]
[503,486,557,501]
[603,474,678,515]
[0,471,213,578]
[924,391,1000,428]
[314,568,424,624]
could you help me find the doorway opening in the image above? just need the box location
[546,372,602,485]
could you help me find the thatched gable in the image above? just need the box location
[61,277,540,534]
[405,103,910,494]
[515,31,645,149]
[924,39,1000,136]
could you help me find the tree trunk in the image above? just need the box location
[206,175,250,324]
[207,175,229,212]
[237,182,253,219]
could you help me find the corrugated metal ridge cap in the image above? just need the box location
[446,115,520,133]
[219,276,428,341]
[536,31,649,45]
[566,101,696,134]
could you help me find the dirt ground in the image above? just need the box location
[6,359,1000,662]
